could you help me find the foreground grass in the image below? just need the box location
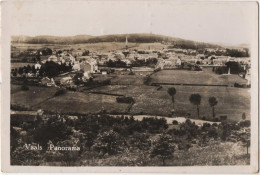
[69,141,249,166]
[169,142,250,166]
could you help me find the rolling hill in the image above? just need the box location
[11,33,221,49]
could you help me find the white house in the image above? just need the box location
[34,62,41,70]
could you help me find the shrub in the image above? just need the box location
[66,87,76,91]
[234,83,242,87]
[213,118,219,122]
[21,85,29,91]
[214,67,228,74]
[172,120,178,125]
[234,83,250,88]
[93,130,124,155]
[239,120,250,127]
[150,134,175,165]
[11,147,41,165]
[220,115,227,121]
[116,97,134,104]
[212,123,218,127]
[54,89,66,96]
[129,133,151,150]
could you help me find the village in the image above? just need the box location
[11,37,251,89]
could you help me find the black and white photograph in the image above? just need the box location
[1,0,258,173]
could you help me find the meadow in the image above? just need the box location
[11,84,129,114]
[35,91,129,114]
[90,84,250,121]
[150,68,248,86]
[12,42,165,53]
[11,68,250,121]
[11,63,35,69]
[11,85,58,109]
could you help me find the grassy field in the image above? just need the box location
[167,141,250,166]
[90,84,250,121]
[11,85,129,114]
[35,91,129,114]
[11,69,250,121]
[12,42,165,53]
[11,85,58,108]
[150,68,248,86]
[11,63,35,69]
[110,74,147,85]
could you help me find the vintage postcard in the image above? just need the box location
[1,0,259,173]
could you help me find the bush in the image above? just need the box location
[220,115,227,121]
[116,97,134,104]
[239,120,250,127]
[213,118,219,122]
[66,87,76,91]
[11,147,41,165]
[234,83,250,88]
[54,89,66,96]
[172,120,178,125]
[21,85,29,91]
[214,67,228,74]
[93,130,124,155]
[212,123,218,127]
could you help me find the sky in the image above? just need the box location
[3,0,258,46]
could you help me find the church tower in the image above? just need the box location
[125,35,128,50]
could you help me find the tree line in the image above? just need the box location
[12,61,72,78]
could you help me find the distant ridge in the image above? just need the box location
[11,35,94,44]
[11,33,223,49]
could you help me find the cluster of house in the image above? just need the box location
[13,37,251,87]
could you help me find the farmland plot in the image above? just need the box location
[35,91,129,114]
[11,85,58,108]
[130,85,250,121]
[150,69,248,86]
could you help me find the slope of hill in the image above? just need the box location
[11,35,94,44]
[11,33,221,49]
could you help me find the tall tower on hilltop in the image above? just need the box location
[125,35,128,50]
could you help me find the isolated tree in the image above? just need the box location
[242,113,246,120]
[167,87,177,113]
[18,67,24,75]
[31,66,36,74]
[208,97,218,118]
[189,94,201,118]
[150,134,175,166]
[12,71,17,77]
